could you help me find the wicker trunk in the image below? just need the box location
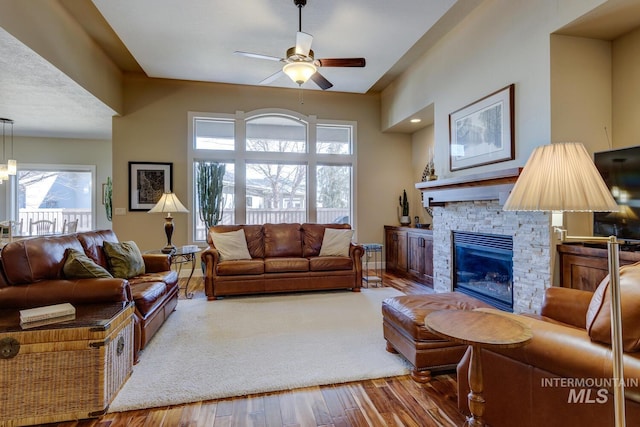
[0,303,134,426]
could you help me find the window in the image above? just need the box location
[189,110,356,243]
[16,164,95,233]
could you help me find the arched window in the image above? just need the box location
[188,109,356,242]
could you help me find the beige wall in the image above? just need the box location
[384,0,607,184]
[0,136,112,228]
[112,76,412,251]
[613,26,640,148]
[411,124,435,226]
[550,34,612,237]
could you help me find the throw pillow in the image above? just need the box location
[585,261,640,352]
[103,241,145,279]
[63,248,113,279]
[319,228,353,257]
[210,229,252,261]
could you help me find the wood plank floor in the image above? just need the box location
[44,272,467,427]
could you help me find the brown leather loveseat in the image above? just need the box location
[457,262,640,427]
[202,223,364,300]
[0,229,179,361]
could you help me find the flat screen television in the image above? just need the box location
[593,145,640,243]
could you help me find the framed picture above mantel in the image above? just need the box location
[449,84,515,171]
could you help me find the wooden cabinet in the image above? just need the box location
[407,231,434,286]
[384,226,407,272]
[385,226,433,287]
[557,244,640,291]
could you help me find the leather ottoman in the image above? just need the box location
[382,292,492,382]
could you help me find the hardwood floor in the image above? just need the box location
[45,272,466,427]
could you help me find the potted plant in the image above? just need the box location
[104,176,113,222]
[196,162,226,228]
[398,189,410,226]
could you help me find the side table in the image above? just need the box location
[147,246,201,299]
[361,243,383,287]
[425,309,532,427]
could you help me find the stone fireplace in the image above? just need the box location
[417,169,553,314]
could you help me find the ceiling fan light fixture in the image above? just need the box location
[283,62,316,85]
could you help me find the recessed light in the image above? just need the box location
[410,118,421,123]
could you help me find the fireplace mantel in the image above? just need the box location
[416,168,522,206]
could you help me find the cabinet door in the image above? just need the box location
[407,233,424,277]
[384,229,398,271]
[384,228,407,273]
[396,231,408,271]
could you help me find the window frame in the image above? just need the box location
[188,109,357,243]
[11,163,97,232]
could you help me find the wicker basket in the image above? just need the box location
[0,303,134,426]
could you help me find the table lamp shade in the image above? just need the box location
[503,142,619,212]
[148,192,189,214]
[148,192,189,253]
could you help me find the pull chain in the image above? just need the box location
[299,87,304,104]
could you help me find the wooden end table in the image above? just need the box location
[425,309,532,427]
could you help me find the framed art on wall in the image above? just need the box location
[449,84,515,171]
[129,162,173,211]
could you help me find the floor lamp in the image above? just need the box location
[148,192,189,253]
[503,142,625,427]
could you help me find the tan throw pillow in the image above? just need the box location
[63,248,113,279]
[319,228,353,257]
[586,261,640,352]
[210,229,252,261]
[103,241,145,279]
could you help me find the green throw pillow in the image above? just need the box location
[63,248,113,279]
[103,241,145,279]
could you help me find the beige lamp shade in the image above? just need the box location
[503,142,619,212]
[148,192,189,214]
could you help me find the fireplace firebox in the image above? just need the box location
[453,231,513,312]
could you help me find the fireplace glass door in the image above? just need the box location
[453,231,513,311]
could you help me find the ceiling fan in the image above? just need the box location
[234,0,366,90]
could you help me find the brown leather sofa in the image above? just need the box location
[202,223,364,300]
[457,264,640,427]
[0,230,179,361]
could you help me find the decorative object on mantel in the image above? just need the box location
[398,190,410,226]
[503,142,624,427]
[449,84,515,171]
[421,147,437,182]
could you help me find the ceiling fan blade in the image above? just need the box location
[259,70,285,85]
[234,51,284,62]
[310,72,333,90]
[316,58,366,67]
[295,32,313,57]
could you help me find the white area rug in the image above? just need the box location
[109,288,410,412]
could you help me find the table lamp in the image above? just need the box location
[148,192,189,253]
[503,142,625,427]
